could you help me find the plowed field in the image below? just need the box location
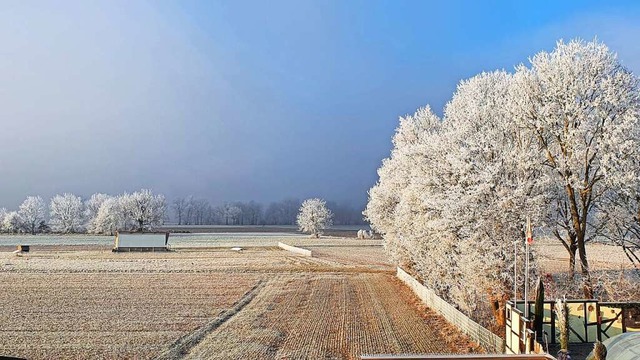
[185,273,448,359]
[0,238,477,359]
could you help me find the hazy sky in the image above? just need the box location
[1,1,639,209]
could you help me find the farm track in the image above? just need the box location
[154,280,266,360]
[184,273,447,359]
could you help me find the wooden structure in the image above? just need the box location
[112,232,169,252]
[506,300,640,355]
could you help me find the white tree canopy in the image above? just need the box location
[365,39,640,325]
[49,193,84,233]
[122,189,166,232]
[297,198,333,238]
[2,211,21,233]
[92,197,126,235]
[84,193,111,233]
[18,196,45,234]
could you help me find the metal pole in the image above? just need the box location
[525,239,529,318]
[514,240,517,304]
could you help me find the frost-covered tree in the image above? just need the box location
[49,193,84,233]
[601,191,640,272]
[84,193,110,232]
[0,208,6,232]
[18,196,46,234]
[511,39,640,297]
[366,39,640,324]
[367,73,544,324]
[2,211,21,233]
[436,71,546,320]
[92,197,126,235]
[122,189,166,231]
[222,203,242,225]
[599,152,640,272]
[297,198,333,238]
[365,105,442,264]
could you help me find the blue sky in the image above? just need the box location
[1,1,639,209]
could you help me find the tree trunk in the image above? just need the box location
[568,243,577,280]
[578,238,593,298]
[490,292,509,327]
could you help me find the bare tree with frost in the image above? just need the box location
[84,193,111,232]
[297,198,333,238]
[49,193,84,233]
[0,208,6,232]
[366,39,640,323]
[511,39,640,297]
[18,196,46,234]
[122,189,166,232]
[92,197,126,235]
[2,211,21,233]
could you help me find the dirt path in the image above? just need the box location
[155,280,266,360]
[183,273,458,359]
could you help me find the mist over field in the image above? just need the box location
[0,1,639,211]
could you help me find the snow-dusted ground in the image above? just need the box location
[0,233,381,248]
[0,234,112,246]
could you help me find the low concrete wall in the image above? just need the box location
[278,242,312,257]
[397,267,505,354]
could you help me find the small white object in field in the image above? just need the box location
[367,230,373,239]
[231,247,243,251]
[357,229,364,239]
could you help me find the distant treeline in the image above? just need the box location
[0,192,366,235]
[171,197,366,226]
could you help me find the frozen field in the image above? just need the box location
[0,233,381,248]
[0,237,477,359]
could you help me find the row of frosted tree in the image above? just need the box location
[0,189,166,235]
[365,40,640,327]
[171,197,365,226]
[0,192,365,235]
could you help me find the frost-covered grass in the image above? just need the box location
[170,232,380,248]
[0,234,112,246]
[0,232,381,248]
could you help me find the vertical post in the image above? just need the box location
[514,241,517,304]
[525,216,533,319]
[525,240,529,318]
